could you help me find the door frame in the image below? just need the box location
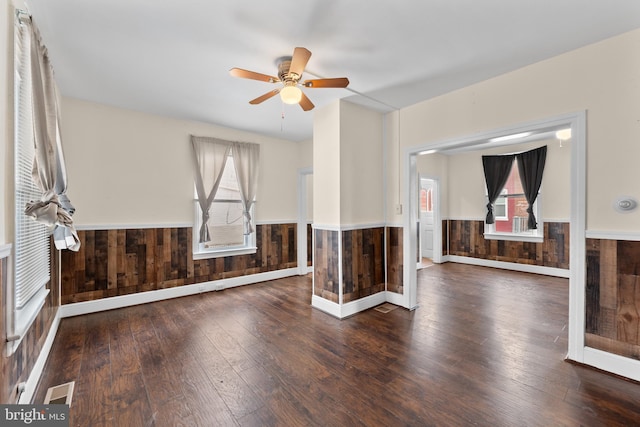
[297,167,313,275]
[417,176,441,264]
[402,111,586,363]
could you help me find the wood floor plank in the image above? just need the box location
[37,263,640,426]
[33,316,86,404]
[70,315,115,427]
[109,316,154,427]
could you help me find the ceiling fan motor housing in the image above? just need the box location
[277,58,299,85]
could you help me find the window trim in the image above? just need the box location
[494,189,508,221]
[484,196,543,242]
[192,199,257,260]
[484,159,544,242]
[192,147,258,259]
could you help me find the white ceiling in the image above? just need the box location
[27,1,640,142]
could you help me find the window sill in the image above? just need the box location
[6,287,50,355]
[483,232,543,243]
[193,246,257,260]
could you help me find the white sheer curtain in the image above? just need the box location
[232,142,260,235]
[190,136,232,243]
[22,17,80,251]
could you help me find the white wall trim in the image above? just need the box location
[59,268,298,318]
[18,310,61,404]
[444,216,486,221]
[585,230,640,241]
[75,223,193,231]
[312,224,341,231]
[0,243,11,259]
[312,223,387,232]
[75,221,301,231]
[312,292,386,319]
[255,220,298,225]
[581,347,640,383]
[447,255,570,278]
[443,217,570,223]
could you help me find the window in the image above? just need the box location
[10,14,50,347]
[420,187,433,213]
[192,145,258,259]
[201,153,248,250]
[484,159,543,242]
[494,189,508,221]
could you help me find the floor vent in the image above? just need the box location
[374,303,399,314]
[44,381,75,406]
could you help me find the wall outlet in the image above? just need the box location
[395,204,403,215]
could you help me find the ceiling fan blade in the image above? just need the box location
[298,92,314,111]
[302,77,350,88]
[230,68,279,83]
[289,47,311,77]
[249,89,281,105]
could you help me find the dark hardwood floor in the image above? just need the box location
[35,263,640,426]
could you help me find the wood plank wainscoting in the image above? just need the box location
[342,228,385,303]
[446,220,570,269]
[60,224,297,304]
[307,223,312,266]
[314,227,387,304]
[386,226,403,294]
[313,228,340,302]
[0,242,59,404]
[586,238,640,360]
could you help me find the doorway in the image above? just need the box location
[402,111,586,363]
[297,167,313,275]
[418,177,435,268]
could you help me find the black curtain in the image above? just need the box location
[482,154,515,224]
[516,146,547,229]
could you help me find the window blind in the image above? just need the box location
[14,17,50,310]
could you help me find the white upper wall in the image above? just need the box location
[313,100,341,226]
[388,28,640,231]
[1,1,12,244]
[339,101,384,226]
[298,138,313,169]
[445,139,571,220]
[61,97,301,227]
[313,100,384,227]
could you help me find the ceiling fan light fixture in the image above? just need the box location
[280,85,302,104]
[555,128,572,140]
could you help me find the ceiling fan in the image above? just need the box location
[229,47,349,111]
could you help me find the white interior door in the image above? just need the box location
[419,178,435,259]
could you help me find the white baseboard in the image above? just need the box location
[384,291,407,308]
[19,310,61,404]
[580,347,640,383]
[59,268,299,318]
[312,292,387,319]
[445,255,570,278]
[297,265,313,275]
